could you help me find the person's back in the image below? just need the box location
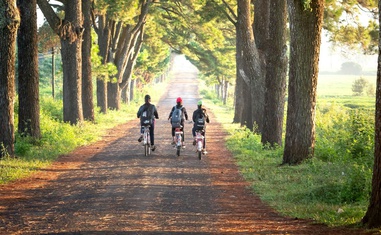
[168,97,188,147]
[137,95,159,151]
[192,100,209,154]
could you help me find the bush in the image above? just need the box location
[352,77,369,96]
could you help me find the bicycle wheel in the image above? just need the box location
[198,150,201,160]
[144,144,149,156]
[176,146,180,157]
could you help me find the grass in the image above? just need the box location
[198,73,377,227]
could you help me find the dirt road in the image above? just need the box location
[0,56,372,234]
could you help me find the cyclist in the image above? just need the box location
[192,100,210,154]
[137,94,159,151]
[168,97,188,148]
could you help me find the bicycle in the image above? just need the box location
[195,129,205,160]
[142,125,151,156]
[174,126,183,157]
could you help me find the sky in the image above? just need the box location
[319,34,377,72]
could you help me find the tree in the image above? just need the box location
[17,0,41,139]
[340,61,363,75]
[236,0,257,130]
[0,0,20,157]
[261,0,288,147]
[283,0,325,164]
[93,0,152,111]
[82,0,94,121]
[361,0,381,227]
[37,0,84,125]
[325,1,378,55]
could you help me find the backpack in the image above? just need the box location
[171,106,183,128]
[195,111,205,130]
[141,105,153,126]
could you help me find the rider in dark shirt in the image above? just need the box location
[137,94,159,151]
[192,100,210,154]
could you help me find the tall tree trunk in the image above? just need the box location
[261,0,287,147]
[362,0,381,227]
[130,79,135,102]
[0,0,19,157]
[95,15,111,114]
[283,0,324,164]
[97,78,108,113]
[223,80,228,105]
[250,0,269,133]
[107,82,120,110]
[81,0,94,121]
[233,26,244,124]
[61,0,84,124]
[237,0,264,131]
[17,0,41,138]
[37,0,84,125]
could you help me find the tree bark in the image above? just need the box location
[61,0,84,124]
[0,0,20,157]
[38,0,84,125]
[95,15,111,113]
[250,0,268,133]
[97,79,108,113]
[261,0,287,147]
[283,0,324,164]
[81,0,94,121]
[237,0,265,131]
[233,24,244,124]
[17,0,41,138]
[362,0,381,227]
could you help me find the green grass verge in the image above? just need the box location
[199,87,372,227]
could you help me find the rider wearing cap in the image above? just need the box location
[192,100,210,154]
[168,97,188,147]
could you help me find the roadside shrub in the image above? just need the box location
[315,103,351,162]
[340,164,372,203]
[40,96,63,121]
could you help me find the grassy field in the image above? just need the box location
[317,74,376,109]
[317,74,376,97]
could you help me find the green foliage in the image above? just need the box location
[324,1,378,55]
[347,109,374,165]
[95,0,140,23]
[155,0,236,86]
[91,31,118,82]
